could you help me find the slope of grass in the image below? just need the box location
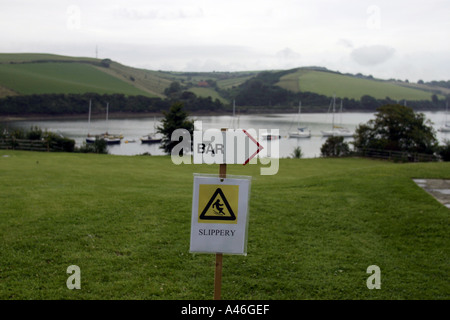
[188,87,229,104]
[0,62,155,97]
[103,63,171,98]
[0,53,98,64]
[277,69,437,101]
[0,150,448,300]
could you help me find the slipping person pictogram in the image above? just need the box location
[199,188,236,222]
[212,199,225,215]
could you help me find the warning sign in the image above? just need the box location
[190,174,251,255]
[198,185,239,223]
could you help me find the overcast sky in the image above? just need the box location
[1,0,449,81]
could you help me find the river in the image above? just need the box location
[2,111,449,158]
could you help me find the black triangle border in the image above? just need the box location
[199,188,236,221]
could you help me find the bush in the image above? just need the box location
[27,126,43,140]
[45,132,75,152]
[321,136,350,157]
[76,138,108,154]
[291,146,303,159]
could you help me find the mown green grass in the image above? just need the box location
[0,151,449,299]
[277,69,437,101]
[0,62,154,97]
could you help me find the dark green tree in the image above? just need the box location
[353,104,437,154]
[438,139,450,161]
[157,102,194,155]
[164,81,183,99]
[320,136,350,157]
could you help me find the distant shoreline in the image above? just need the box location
[0,111,226,122]
[0,107,442,122]
[0,109,310,122]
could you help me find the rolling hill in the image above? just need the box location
[0,53,447,108]
[276,68,442,101]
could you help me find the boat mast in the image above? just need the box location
[232,100,236,129]
[233,100,235,118]
[106,102,109,135]
[446,101,449,124]
[88,99,91,136]
[332,94,336,130]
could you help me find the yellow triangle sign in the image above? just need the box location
[198,186,238,224]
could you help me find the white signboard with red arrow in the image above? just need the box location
[193,127,264,165]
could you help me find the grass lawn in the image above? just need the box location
[0,151,448,299]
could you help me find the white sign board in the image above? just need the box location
[190,174,251,255]
[193,126,263,165]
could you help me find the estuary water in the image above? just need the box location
[3,111,449,159]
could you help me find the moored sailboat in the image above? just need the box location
[289,101,311,138]
[321,96,354,137]
[86,102,123,144]
[438,102,450,133]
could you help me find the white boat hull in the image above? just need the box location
[289,131,311,138]
[86,135,121,144]
[321,130,353,137]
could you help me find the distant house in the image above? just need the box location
[197,81,209,87]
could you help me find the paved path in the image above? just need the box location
[413,179,450,209]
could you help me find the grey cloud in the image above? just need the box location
[351,45,395,66]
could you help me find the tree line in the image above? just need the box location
[0,92,225,116]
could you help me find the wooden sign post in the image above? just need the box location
[190,127,252,300]
[214,128,227,300]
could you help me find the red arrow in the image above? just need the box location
[242,129,264,165]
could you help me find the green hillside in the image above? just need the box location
[277,69,439,101]
[0,62,154,97]
[0,53,98,64]
[0,53,176,98]
[0,53,447,108]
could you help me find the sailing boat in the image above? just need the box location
[141,117,162,143]
[289,101,311,138]
[321,96,353,137]
[438,102,450,133]
[229,100,240,130]
[86,102,122,144]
